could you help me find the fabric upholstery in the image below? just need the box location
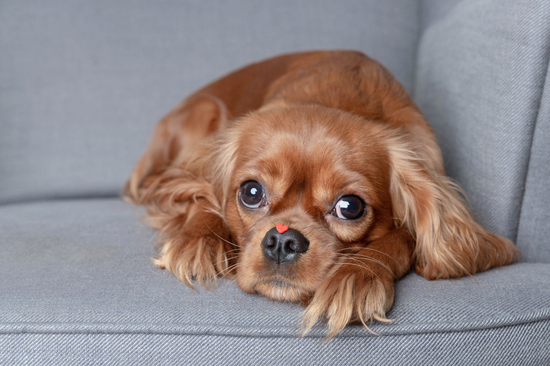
[516,58,550,263]
[2,322,549,365]
[0,0,419,205]
[2,0,550,364]
[419,0,463,32]
[1,199,549,364]
[414,0,550,251]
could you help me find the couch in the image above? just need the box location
[1,0,549,364]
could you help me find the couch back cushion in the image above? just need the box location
[415,0,550,261]
[0,0,419,204]
[515,64,550,263]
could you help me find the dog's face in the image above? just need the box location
[221,105,395,301]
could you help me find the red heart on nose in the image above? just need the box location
[276,223,289,234]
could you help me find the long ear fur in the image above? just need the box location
[135,161,235,287]
[385,131,519,280]
[122,93,238,285]
[131,128,240,229]
[123,94,227,204]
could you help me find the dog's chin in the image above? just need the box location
[253,277,310,302]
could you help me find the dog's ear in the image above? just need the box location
[124,94,227,204]
[122,100,237,286]
[386,133,519,280]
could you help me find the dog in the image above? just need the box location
[124,50,519,338]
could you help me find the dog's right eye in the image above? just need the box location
[239,181,265,209]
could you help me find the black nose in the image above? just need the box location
[261,226,309,264]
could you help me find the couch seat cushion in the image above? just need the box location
[1,199,549,364]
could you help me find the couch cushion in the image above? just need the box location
[419,0,462,32]
[0,0,419,205]
[414,0,550,253]
[1,199,549,364]
[516,58,550,263]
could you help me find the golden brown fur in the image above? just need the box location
[124,50,519,339]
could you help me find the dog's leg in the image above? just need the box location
[153,200,237,289]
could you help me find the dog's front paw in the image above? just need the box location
[301,266,395,339]
[153,213,236,289]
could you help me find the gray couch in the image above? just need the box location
[1,0,549,364]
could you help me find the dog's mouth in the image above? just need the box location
[269,277,293,288]
[260,274,299,289]
[253,275,308,302]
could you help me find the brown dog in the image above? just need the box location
[125,50,518,338]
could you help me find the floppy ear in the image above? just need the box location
[122,94,237,286]
[386,133,519,280]
[124,94,227,204]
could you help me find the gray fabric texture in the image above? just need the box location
[516,58,550,263]
[414,0,550,251]
[2,0,550,364]
[0,0,419,205]
[2,322,549,366]
[1,199,549,365]
[419,0,463,33]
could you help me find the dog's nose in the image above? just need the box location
[261,226,309,264]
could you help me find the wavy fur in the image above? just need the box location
[124,50,519,340]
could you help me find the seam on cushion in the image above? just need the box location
[2,308,549,338]
[0,318,548,340]
[0,193,122,208]
[412,0,464,100]
[514,34,550,246]
[0,191,121,207]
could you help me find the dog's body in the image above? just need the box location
[125,50,518,338]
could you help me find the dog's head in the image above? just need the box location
[127,98,518,306]
[194,101,517,302]
[207,105,396,301]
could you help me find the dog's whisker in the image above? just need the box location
[336,254,396,280]
[335,246,400,265]
[343,255,397,280]
[201,215,240,248]
[219,262,241,277]
[335,260,382,283]
[340,253,397,271]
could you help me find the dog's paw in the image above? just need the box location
[153,231,236,290]
[301,266,395,339]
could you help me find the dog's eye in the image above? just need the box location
[332,195,365,220]
[239,181,265,209]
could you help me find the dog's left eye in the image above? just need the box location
[332,195,365,220]
[239,180,265,209]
